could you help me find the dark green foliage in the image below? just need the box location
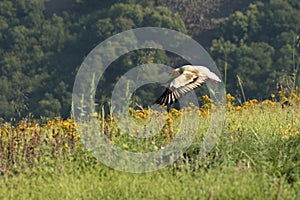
[0,0,186,120]
[0,0,299,119]
[210,1,300,100]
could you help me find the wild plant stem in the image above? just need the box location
[237,75,246,103]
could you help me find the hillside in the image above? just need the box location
[163,0,255,35]
[44,0,256,46]
[0,0,299,119]
[1,2,300,198]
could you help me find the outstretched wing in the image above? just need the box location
[155,71,206,106]
[194,66,221,82]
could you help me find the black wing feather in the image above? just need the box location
[155,77,204,106]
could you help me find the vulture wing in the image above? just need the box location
[155,66,221,106]
[155,70,206,106]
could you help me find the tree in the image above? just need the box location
[0,0,74,120]
[210,1,300,99]
[91,2,187,106]
[0,0,187,120]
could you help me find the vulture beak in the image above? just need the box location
[171,69,179,76]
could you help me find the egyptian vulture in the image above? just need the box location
[155,65,221,106]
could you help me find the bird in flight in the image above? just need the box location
[155,65,221,106]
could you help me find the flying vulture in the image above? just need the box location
[155,65,221,106]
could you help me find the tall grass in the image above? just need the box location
[0,91,300,199]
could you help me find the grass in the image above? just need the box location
[1,163,299,200]
[0,90,300,199]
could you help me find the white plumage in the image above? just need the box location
[155,65,221,106]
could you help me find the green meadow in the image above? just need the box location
[1,94,300,199]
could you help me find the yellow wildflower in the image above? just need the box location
[271,94,275,99]
[226,93,235,102]
[201,95,213,103]
[235,106,242,111]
